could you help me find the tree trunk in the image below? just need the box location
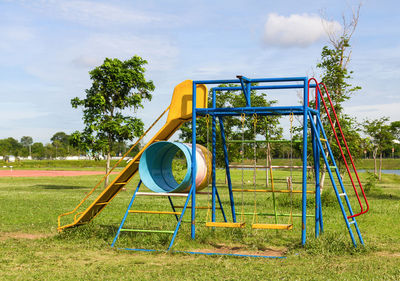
[104,151,111,188]
[379,152,382,181]
[320,162,326,194]
[373,147,378,176]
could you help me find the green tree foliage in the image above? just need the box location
[315,7,362,188]
[20,136,33,157]
[0,137,22,157]
[362,117,394,180]
[50,132,71,158]
[179,86,282,165]
[390,121,400,140]
[51,132,69,146]
[31,142,45,159]
[70,56,155,184]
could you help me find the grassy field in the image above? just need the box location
[0,168,399,280]
[3,158,400,170]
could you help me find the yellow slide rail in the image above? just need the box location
[57,106,170,230]
[57,80,208,231]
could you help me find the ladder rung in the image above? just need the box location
[320,138,327,142]
[136,192,189,197]
[128,210,181,215]
[174,206,220,210]
[114,182,128,185]
[205,222,245,228]
[231,189,315,194]
[252,223,293,230]
[120,229,174,234]
[349,220,356,225]
[329,166,337,170]
[95,202,109,205]
[339,193,346,197]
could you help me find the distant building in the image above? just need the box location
[5,155,16,162]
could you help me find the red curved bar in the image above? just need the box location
[307,78,369,218]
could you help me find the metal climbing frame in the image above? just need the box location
[190,76,368,247]
[110,76,368,254]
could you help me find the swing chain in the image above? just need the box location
[252,113,258,224]
[205,114,211,223]
[289,112,294,225]
[240,113,246,222]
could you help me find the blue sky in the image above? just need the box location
[0,0,399,144]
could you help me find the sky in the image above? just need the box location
[0,0,399,144]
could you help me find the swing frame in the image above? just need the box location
[191,76,322,246]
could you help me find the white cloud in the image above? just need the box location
[263,13,342,48]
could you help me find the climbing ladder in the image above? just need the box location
[111,180,227,251]
[309,114,364,246]
[111,180,193,251]
[307,78,369,246]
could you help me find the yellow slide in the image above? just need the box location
[57,80,208,231]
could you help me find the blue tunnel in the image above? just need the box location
[138,141,211,193]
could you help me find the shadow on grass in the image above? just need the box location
[37,184,88,190]
[56,223,119,242]
[366,192,400,200]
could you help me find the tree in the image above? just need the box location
[51,132,70,158]
[390,121,400,140]
[71,56,155,186]
[316,5,362,189]
[363,117,393,180]
[31,142,45,159]
[20,136,33,158]
[179,85,282,165]
[0,137,22,157]
[51,132,69,146]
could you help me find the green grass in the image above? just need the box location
[4,158,400,170]
[1,159,123,170]
[0,169,400,280]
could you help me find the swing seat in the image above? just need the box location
[205,222,246,228]
[251,223,293,230]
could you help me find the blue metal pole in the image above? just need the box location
[194,76,308,85]
[316,87,323,233]
[238,76,251,107]
[211,84,317,92]
[215,188,228,222]
[111,180,142,247]
[310,113,358,247]
[191,82,197,239]
[301,78,308,246]
[211,90,227,223]
[218,117,237,222]
[168,185,195,251]
[168,196,179,222]
[311,113,320,238]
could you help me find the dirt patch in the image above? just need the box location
[0,232,54,241]
[376,251,400,258]
[0,170,118,178]
[194,243,287,257]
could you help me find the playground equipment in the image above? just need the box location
[58,76,369,256]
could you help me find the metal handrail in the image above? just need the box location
[307,78,369,218]
[57,105,171,230]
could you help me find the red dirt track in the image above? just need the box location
[0,170,115,178]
